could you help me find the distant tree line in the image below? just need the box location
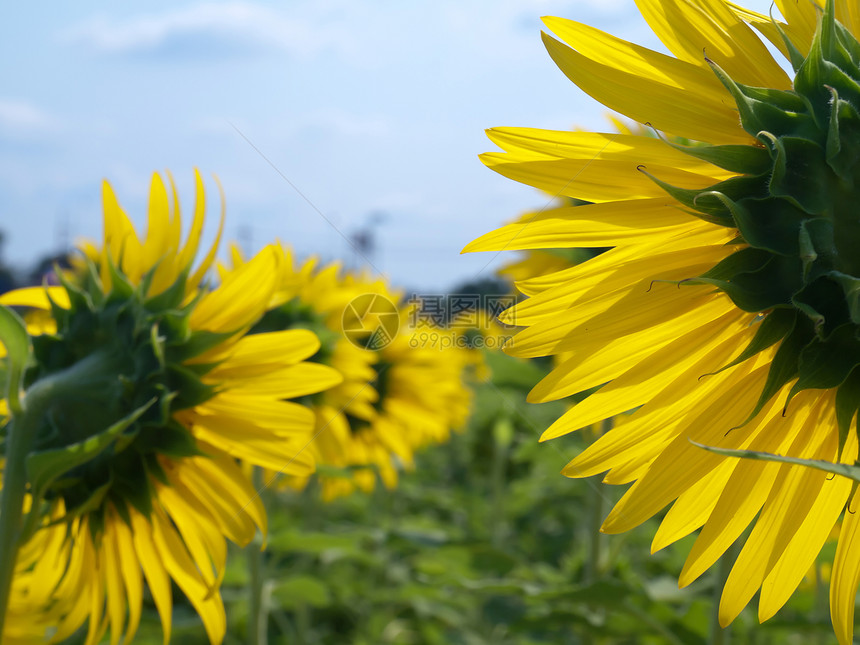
[0,231,70,294]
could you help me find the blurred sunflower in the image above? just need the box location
[236,246,473,500]
[465,0,860,641]
[0,171,339,644]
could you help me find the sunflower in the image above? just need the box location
[236,246,473,500]
[465,0,860,641]
[0,171,339,644]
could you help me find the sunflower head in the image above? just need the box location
[645,0,860,443]
[25,253,225,531]
[0,172,334,645]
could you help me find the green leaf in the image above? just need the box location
[25,398,154,504]
[0,305,31,415]
[691,440,860,482]
[272,575,332,608]
[532,579,633,607]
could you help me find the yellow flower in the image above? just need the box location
[466,1,860,641]
[0,171,339,644]
[237,246,473,500]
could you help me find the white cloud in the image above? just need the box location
[0,99,59,138]
[63,2,351,58]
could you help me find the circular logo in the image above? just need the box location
[342,293,400,350]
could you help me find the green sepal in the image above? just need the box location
[110,452,154,517]
[791,274,849,335]
[72,477,113,518]
[796,5,860,129]
[740,315,812,425]
[834,19,860,71]
[171,329,235,362]
[150,322,166,369]
[638,169,767,227]
[825,86,860,182]
[724,196,806,256]
[144,270,190,312]
[769,8,808,73]
[831,272,860,324]
[167,364,216,410]
[23,476,113,542]
[25,398,154,509]
[695,249,801,312]
[766,135,831,215]
[707,59,816,139]
[787,324,860,407]
[706,308,796,377]
[655,137,772,175]
[104,253,136,302]
[799,217,839,281]
[55,267,95,316]
[0,305,31,416]
[144,453,170,486]
[145,421,204,459]
[113,498,132,527]
[691,440,860,480]
[137,265,156,303]
[835,367,860,452]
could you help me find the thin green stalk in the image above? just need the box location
[0,406,36,637]
[0,364,89,638]
[248,467,268,645]
[709,539,739,645]
[490,417,511,546]
[585,418,613,583]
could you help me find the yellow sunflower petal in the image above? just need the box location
[130,512,172,645]
[0,285,70,309]
[831,486,860,645]
[150,508,226,645]
[634,0,790,87]
[540,22,748,143]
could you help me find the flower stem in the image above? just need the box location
[0,350,122,639]
[0,378,54,637]
[585,418,612,583]
[248,467,268,645]
[0,414,32,636]
[709,539,739,645]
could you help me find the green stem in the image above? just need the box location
[248,467,268,645]
[709,539,739,645]
[0,377,57,638]
[586,418,613,583]
[0,349,123,638]
[622,600,686,645]
[0,415,32,637]
[490,419,510,547]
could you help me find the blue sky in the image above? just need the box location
[2,0,777,291]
